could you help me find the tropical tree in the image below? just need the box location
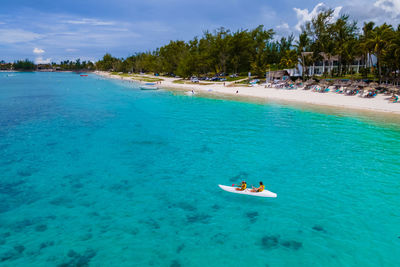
[366,23,394,82]
[359,22,375,70]
[331,14,358,76]
[305,9,336,75]
[295,31,311,79]
[250,25,275,76]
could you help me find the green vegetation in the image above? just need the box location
[2,10,399,82]
[95,25,296,78]
[96,11,400,82]
[0,58,95,71]
[299,10,400,82]
[54,59,95,71]
[136,77,163,82]
[109,72,163,82]
[172,80,186,84]
[226,76,247,82]
[13,59,35,71]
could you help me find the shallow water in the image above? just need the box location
[0,72,399,266]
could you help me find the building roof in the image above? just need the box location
[267,70,289,79]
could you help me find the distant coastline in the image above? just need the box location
[95,71,400,116]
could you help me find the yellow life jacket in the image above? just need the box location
[258,185,265,192]
[241,183,247,190]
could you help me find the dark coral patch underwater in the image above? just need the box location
[261,235,303,251]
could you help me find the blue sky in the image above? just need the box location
[1,0,399,63]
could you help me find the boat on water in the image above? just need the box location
[218,184,277,198]
[140,86,159,90]
[80,75,88,77]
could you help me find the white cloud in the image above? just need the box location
[33,47,45,54]
[35,57,51,64]
[63,18,115,26]
[0,29,42,44]
[374,0,400,18]
[293,3,342,31]
[66,48,78,52]
[275,22,291,38]
[277,23,290,31]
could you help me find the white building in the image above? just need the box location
[299,52,370,76]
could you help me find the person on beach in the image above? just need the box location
[251,181,265,192]
[236,181,247,191]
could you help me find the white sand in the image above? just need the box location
[95,71,400,115]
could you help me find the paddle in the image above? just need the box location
[232,183,248,187]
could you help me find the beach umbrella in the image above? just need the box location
[388,85,399,93]
[341,80,350,86]
[369,82,379,88]
[358,81,368,87]
[305,79,314,84]
[333,80,343,86]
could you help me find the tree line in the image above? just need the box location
[96,9,400,81]
[2,9,400,81]
[0,59,95,71]
[96,26,297,78]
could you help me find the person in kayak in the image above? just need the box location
[251,181,265,192]
[236,181,247,191]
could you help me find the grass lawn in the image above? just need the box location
[110,72,163,82]
[173,79,185,84]
[133,77,164,82]
[226,76,247,82]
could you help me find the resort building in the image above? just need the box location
[299,52,367,76]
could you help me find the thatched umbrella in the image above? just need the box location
[341,80,351,86]
[333,81,341,87]
[352,80,366,88]
[387,85,399,93]
[369,82,379,88]
[304,79,314,85]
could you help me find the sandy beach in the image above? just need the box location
[95,71,400,115]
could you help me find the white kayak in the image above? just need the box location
[218,185,277,198]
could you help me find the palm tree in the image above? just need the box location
[305,9,336,76]
[386,26,400,79]
[331,14,358,76]
[366,23,394,82]
[294,31,311,80]
[360,22,375,70]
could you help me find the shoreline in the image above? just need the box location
[94,71,400,116]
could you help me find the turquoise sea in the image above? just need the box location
[0,72,399,266]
